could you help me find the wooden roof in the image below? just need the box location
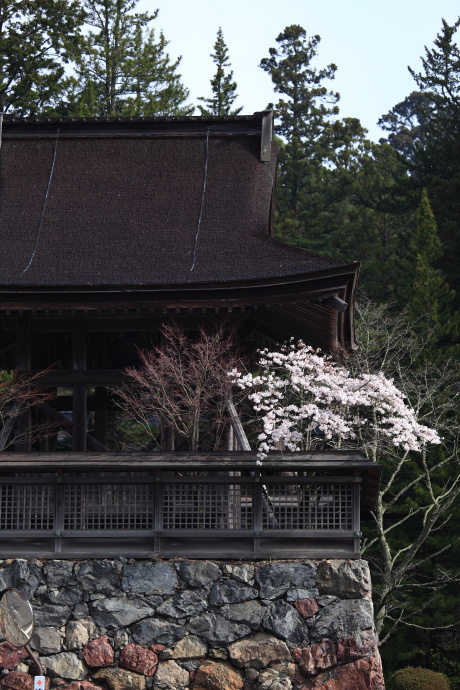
[0,113,360,351]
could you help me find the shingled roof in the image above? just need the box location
[0,113,359,352]
[0,113,353,288]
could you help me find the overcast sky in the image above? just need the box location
[136,0,460,141]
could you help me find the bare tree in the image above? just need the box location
[115,322,245,451]
[350,297,460,643]
[0,369,56,450]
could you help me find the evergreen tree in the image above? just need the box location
[60,0,191,117]
[378,91,434,162]
[400,189,459,357]
[380,18,460,308]
[0,0,84,118]
[197,28,241,116]
[259,25,367,245]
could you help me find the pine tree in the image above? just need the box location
[0,0,84,118]
[197,28,242,116]
[60,0,191,117]
[259,25,367,247]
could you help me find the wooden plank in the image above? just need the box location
[0,450,375,465]
[0,549,361,560]
[260,110,273,162]
[227,401,251,451]
[0,474,357,485]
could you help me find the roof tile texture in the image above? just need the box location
[0,131,341,287]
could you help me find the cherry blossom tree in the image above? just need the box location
[230,340,440,461]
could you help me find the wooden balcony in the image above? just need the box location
[0,451,380,559]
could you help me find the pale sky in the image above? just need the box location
[136,0,460,142]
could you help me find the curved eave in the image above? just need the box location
[0,263,359,354]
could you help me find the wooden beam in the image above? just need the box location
[260,110,273,162]
[227,401,251,451]
[15,317,31,450]
[29,370,129,385]
[72,320,87,451]
[94,387,108,447]
[38,403,108,452]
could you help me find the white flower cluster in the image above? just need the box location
[229,341,441,460]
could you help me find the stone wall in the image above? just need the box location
[0,558,385,690]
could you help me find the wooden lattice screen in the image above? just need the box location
[0,464,363,558]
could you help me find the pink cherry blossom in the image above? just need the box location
[230,341,441,459]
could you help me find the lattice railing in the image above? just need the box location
[0,468,360,558]
[0,466,362,558]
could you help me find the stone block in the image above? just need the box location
[194,660,244,690]
[296,655,385,689]
[223,565,255,585]
[309,599,374,643]
[43,653,87,681]
[228,634,291,669]
[34,605,72,628]
[82,635,114,667]
[156,590,208,618]
[209,581,257,606]
[46,588,83,607]
[262,600,308,646]
[153,661,189,689]
[122,563,177,596]
[44,562,74,588]
[130,619,186,646]
[0,670,49,689]
[0,564,15,591]
[93,667,146,690]
[177,562,222,587]
[187,612,250,645]
[172,636,207,659]
[285,589,319,602]
[336,631,378,661]
[74,561,120,596]
[257,666,294,689]
[10,560,43,598]
[220,601,265,629]
[120,643,159,676]
[255,564,316,600]
[293,639,337,677]
[293,599,320,620]
[0,643,29,669]
[90,596,153,628]
[315,560,371,600]
[65,621,92,651]
[31,627,63,655]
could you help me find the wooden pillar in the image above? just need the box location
[94,387,108,446]
[72,320,87,451]
[15,317,32,451]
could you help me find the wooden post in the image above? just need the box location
[94,387,108,446]
[72,320,87,451]
[15,317,32,451]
